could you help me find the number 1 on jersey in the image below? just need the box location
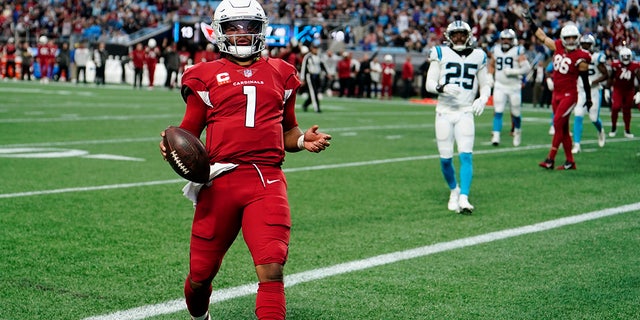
[243,86,256,127]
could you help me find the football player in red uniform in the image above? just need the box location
[380,54,396,100]
[523,10,592,170]
[2,37,17,79]
[607,47,640,138]
[158,0,331,319]
[37,36,53,83]
[145,38,160,89]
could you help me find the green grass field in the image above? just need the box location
[1,81,639,320]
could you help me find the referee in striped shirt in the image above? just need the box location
[300,44,327,113]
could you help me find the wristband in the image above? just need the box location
[297,135,305,150]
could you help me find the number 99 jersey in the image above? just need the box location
[492,45,526,88]
[429,45,488,113]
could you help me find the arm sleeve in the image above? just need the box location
[476,66,492,103]
[580,70,592,102]
[179,92,207,136]
[281,71,301,132]
[425,49,441,93]
[513,59,531,75]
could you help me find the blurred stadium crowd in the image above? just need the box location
[1,0,640,96]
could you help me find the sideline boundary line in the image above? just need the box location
[82,203,640,320]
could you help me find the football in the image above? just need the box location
[163,126,210,183]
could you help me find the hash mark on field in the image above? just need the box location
[82,203,640,320]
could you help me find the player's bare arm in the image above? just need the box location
[487,52,496,75]
[521,6,556,51]
[593,62,609,87]
[284,125,332,153]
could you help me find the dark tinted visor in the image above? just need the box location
[221,20,262,34]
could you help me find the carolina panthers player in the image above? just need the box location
[426,20,492,214]
[488,29,531,147]
[159,0,332,319]
[572,34,608,153]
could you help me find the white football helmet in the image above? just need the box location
[499,29,517,51]
[619,47,633,65]
[445,20,472,51]
[212,0,268,59]
[148,38,157,48]
[560,24,580,51]
[39,35,48,45]
[384,54,393,62]
[579,34,596,52]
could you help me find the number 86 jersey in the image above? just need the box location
[429,45,488,112]
[180,57,301,166]
[550,39,591,95]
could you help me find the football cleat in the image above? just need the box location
[598,128,606,147]
[513,129,521,146]
[458,195,474,215]
[624,131,634,138]
[556,161,577,170]
[548,126,555,135]
[491,132,500,146]
[571,143,581,154]
[539,158,554,170]
[448,187,460,212]
[609,131,616,137]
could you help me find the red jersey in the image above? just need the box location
[37,44,54,64]
[610,60,640,92]
[551,39,591,95]
[337,58,351,79]
[145,47,160,66]
[402,60,414,80]
[130,49,145,68]
[180,57,301,165]
[178,50,190,69]
[4,43,16,60]
[381,62,395,85]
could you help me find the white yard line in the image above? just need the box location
[1,138,635,199]
[82,203,640,320]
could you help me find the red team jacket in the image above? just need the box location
[179,57,301,166]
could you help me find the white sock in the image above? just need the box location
[192,311,210,320]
